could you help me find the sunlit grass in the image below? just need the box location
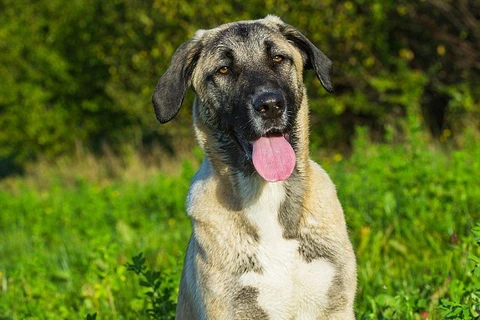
[0,131,479,319]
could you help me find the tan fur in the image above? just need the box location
[154,15,357,320]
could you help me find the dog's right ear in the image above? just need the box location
[274,21,334,93]
[152,40,202,123]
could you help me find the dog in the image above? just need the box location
[152,15,357,320]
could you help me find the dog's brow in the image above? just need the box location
[264,40,275,51]
[264,40,292,60]
[205,43,233,58]
[218,48,234,60]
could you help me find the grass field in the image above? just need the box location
[1,129,479,319]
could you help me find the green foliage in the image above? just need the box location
[438,224,480,319]
[1,0,478,165]
[126,253,177,319]
[86,313,97,320]
[318,128,480,319]
[0,130,479,319]
[0,165,193,319]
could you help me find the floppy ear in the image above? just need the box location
[152,40,202,123]
[280,25,334,93]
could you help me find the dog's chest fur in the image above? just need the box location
[187,162,336,318]
[239,182,335,318]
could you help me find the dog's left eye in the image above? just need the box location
[218,66,229,74]
[273,55,284,63]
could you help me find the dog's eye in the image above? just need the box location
[273,55,284,63]
[218,66,229,74]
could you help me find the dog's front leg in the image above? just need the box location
[176,235,237,320]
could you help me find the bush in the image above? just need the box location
[1,0,478,165]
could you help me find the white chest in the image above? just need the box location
[239,182,335,319]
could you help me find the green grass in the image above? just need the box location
[0,130,479,319]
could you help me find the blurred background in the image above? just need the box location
[0,1,479,319]
[1,0,478,174]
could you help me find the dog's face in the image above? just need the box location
[153,16,333,182]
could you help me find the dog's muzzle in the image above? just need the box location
[233,90,296,182]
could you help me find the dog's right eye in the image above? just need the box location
[218,66,229,74]
[273,55,284,63]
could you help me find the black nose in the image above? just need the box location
[252,91,285,119]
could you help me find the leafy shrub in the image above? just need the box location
[126,253,177,319]
[438,224,480,319]
[1,0,478,164]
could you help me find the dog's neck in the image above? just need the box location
[192,97,311,211]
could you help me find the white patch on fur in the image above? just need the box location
[239,181,335,319]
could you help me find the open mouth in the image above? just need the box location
[235,131,296,182]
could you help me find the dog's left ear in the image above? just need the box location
[152,40,202,123]
[279,24,334,93]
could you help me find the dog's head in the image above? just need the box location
[153,15,333,182]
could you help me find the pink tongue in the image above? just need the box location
[252,135,296,182]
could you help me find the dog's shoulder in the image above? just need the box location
[307,159,339,199]
[302,159,347,229]
[187,158,215,216]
